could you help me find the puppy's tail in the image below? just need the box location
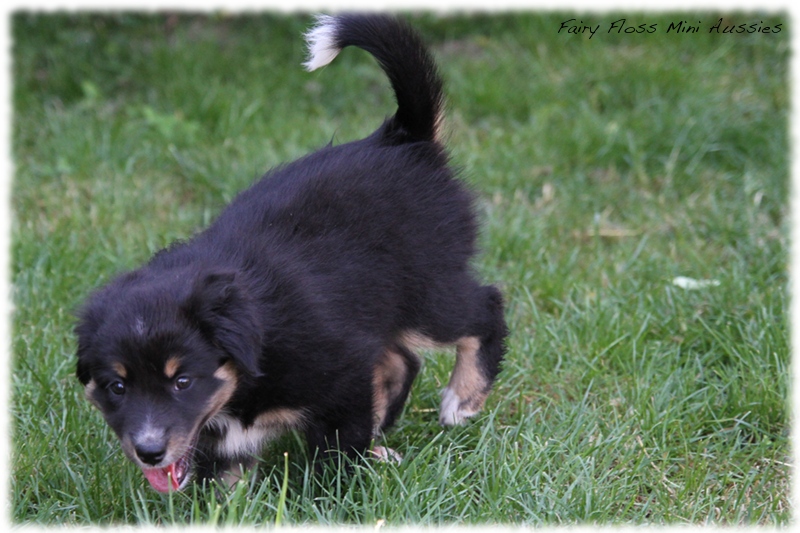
[303,14,444,144]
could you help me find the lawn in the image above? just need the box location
[10,11,790,525]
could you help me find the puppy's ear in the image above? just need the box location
[74,303,104,385]
[183,270,263,376]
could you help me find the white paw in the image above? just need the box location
[439,387,478,426]
[370,446,403,464]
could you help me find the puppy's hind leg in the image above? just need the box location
[439,285,507,426]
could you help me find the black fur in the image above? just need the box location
[75,13,507,492]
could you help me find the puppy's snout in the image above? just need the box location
[134,441,166,465]
[131,425,169,466]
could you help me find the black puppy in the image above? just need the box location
[75,13,507,493]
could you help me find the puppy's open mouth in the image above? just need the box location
[142,450,192,493]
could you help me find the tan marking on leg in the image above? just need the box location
[164,357,182,379]
[440,336,489,426]
[372,349,408,433]
[450,336,488,408]
[398,331,446,351]
[398,332,491,425]
[253,407,306,432]
[372,383,389,434]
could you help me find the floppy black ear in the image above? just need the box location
[183,270,263,376]
[74,303,104,385]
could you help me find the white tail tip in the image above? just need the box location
[303,15,341,71]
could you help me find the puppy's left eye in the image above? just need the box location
[174,376,192,391]
[108,380,126,396]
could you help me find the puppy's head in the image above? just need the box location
[75,267,261,492]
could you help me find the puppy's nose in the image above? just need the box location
[135,442,167,466]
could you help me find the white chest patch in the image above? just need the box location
[208,408,306,458]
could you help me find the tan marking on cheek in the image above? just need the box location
[164,357,182,379]
[112,362,127,379]
[119,434,137,463]
[167,361,241,465]
[205,361,239,417]
[213,360,238,382]
[84,379,101,409]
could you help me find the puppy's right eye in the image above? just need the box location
[108,381,126,396]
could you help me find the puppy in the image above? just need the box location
[75,13,507,493]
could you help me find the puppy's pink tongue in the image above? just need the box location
[143,464,179,493]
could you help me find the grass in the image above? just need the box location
[10,11,790,525]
